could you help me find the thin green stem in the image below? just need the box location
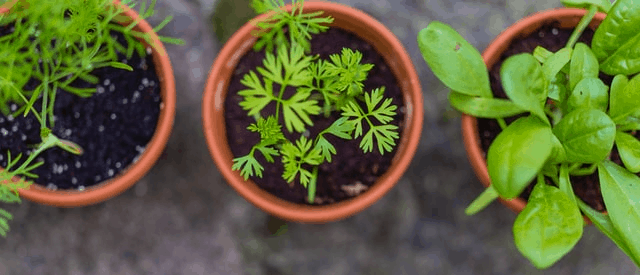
[537,173,545,185]
[307,166,317,204]
[544,107,555,121]
[566,5,598,49]
[497,118,507,130]
[40,76,48,129]
[570,163,597,176]
[568,162,582,172]
[357,104,376,130]
[47,83,57,127]
[617,123,640,132]
[276,84,287,121]
[14,134,58,173]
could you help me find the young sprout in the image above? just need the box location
[0,0,184,237]
[232,0,399,203]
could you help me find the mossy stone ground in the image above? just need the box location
[0,0,637,274]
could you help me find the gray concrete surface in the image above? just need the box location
[1,0,638,274]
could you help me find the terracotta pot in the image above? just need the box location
[462,8,606,214]
[2,0,176,207]
[202,1,423,223]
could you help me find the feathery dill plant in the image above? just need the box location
[0,0,183,237]
[231,0,400,204]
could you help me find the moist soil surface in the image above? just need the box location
[478,22,626,212]
[0,25,161,190]
[224,28,406,205]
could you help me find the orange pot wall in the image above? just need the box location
[202,2,423,223]
[462,8,606,215]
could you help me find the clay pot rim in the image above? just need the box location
[462,8,606,216]
[2,0,176,207]
[202,1,423,223]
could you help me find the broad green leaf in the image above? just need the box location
[615,131,640,173]
[448,91,526,118]
[591,0,640,62]
[598,161,640,261]
[609,75,629,117]
[570,43,599,91]
[417,21,492,98]
[576,198,640,267]
[561,0,611,12]
[600,31,640,75]
[501,54,548,123]
[553,108,615,163]
[533,46,553,64]
[487,116,553,199]
[513,181,583,269]
[548,133,567,164]
[543,48,572,83]
[566,78,609,113]
[548,72,568,102]
[465,185,499,215]
[609,74,640,124]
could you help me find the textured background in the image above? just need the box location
[1,0,638,274]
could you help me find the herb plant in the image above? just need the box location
[231,0,400,204]
[0,0,183,237]
[418,0,640,269]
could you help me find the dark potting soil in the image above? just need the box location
[477,22,623,212]
[0,24,161,190]
[224,28,406,205]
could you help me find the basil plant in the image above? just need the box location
[417,0,640,269]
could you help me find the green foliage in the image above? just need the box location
[569,43,599,91]
[500,53,548,123]
[417,0,640,268]
[325,48,374,97]
[417,21,492,98]
[249,0,334,52]
[552,108,615,163]
[232,1,398,204]
[486,116,553,199]
[0,0,182,237]
[561,0,611,13]
[342,87,398,154]
[598,161,640,261]
[513,176,583,269]
[590,0,640,74]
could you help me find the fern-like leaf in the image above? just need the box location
[0,208,12,238]
[250,0,333,52]
[281,136,322,186]
[232,154,264,180]
[326,48,374,96]
[282,88,321,133]
[238,72,275,116]
[341,87,398,154]
[247,115,285,144]
[366,87,396,124]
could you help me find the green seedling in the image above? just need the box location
[231,0,399,204]
[418,0,640,269]
[0,0,184,237]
